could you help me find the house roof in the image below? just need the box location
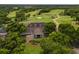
[20,32,31,35]
[0,33,7,36]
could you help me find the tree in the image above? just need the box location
[0,37,9,54]
[0,8,9,17]
[64,9,79,17]
[38,8,51,15]
[75,27,79,40]
[4,18,27,53]
[59,24,76,39]
[44,22,56,36]
[64,9,79,22]
[73,28,79,48]
[49,32,72,47]
[5,32,26,53]
[0,16,10,24]
[6,20,26,33]
[40,32,72,54]
[59,24,77,47]
[16,10,26,21]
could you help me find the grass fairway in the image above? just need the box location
[24,43,43,54]
[27,15,53,23]
[49,9,64,15]
[56,16,73,24]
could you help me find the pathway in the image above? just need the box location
[52,15,60,32]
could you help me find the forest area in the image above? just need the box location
[0,5,79,54]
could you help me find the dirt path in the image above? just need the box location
[52,15,60,32]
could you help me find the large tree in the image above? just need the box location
[16,10,26,21]
[6,20,26,33]
[64,9,79,21]
[0,37,9,54]
[44,22,56,36]
[4,20,26,53]
[5,32,26,53]
[40,32,73,54]
[59,24,76,39]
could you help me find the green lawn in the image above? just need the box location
[24,43,43,54]
[27,15,53,23]
[56,16,73,24]
[20,14,53,26]
[25,9,64,24]
[49,9,64,15]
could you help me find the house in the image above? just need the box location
[21,22,45,42]
[27,22,44,38]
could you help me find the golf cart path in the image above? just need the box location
[52,15,60,31]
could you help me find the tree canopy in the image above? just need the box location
[40,32,73,54]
